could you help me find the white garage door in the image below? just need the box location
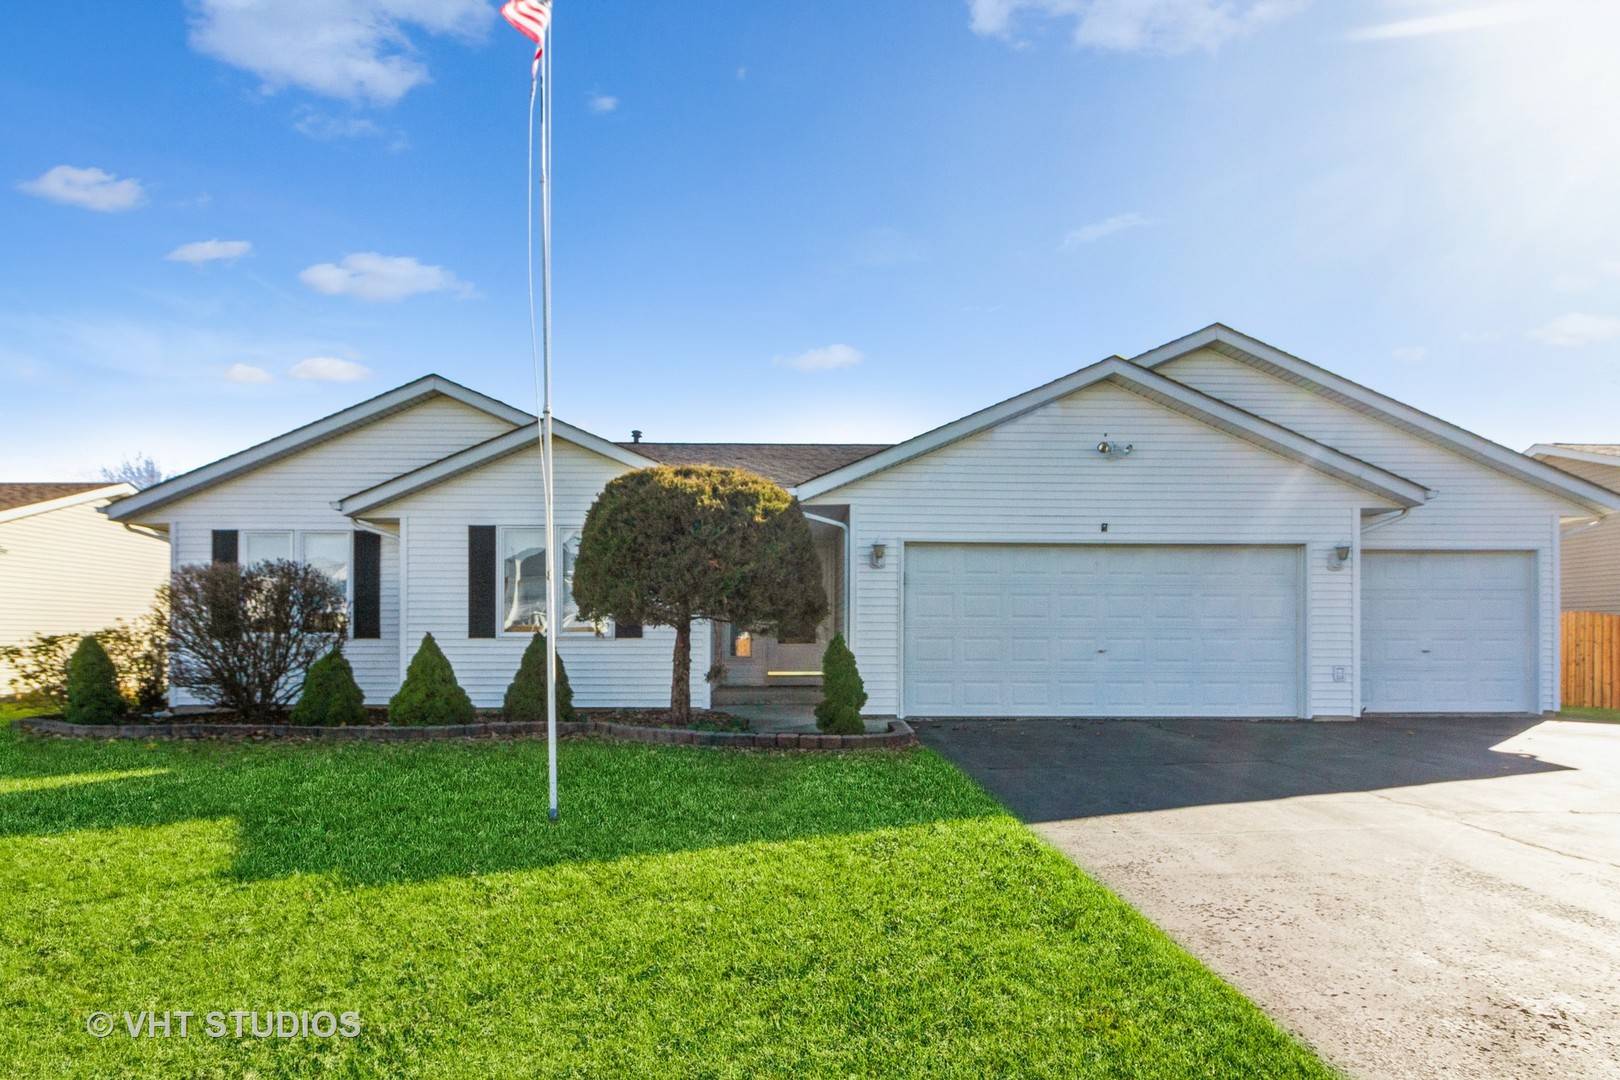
[1361,551,1536,714]
[903,544,1302,718]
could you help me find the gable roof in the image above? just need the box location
[0,482,133,525]
[622,443,891,487]
[337,421,658,516]
[1525,443,1620,470]
[794,355,1431,507]
[105,375,534,522]
[1132,324,1620,515]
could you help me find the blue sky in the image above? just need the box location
[5,0,1619,478]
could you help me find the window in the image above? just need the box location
[501,528,585,634]
[241,531,292,566]
[730,625,753,658]
[303,532,350,587]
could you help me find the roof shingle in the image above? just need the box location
[0,482,112,513]
[616,443,892,487]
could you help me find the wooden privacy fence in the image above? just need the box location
[1562,611,1620,708]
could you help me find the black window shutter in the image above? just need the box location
[614,621,643,639]
[211,529,238,564]
[353,531,381,639]
[468,526,497,638]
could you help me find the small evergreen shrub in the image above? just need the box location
[389,633,475,726]
[291,648,367,727]
[65,636,127,725]
[503,633,577,722]
[815,634,867,735]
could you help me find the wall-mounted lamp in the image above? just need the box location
[1328,543,1352,570]
[1096,433,1134,458]
[869,543,887,569]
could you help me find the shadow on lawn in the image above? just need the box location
[0,731,993,885]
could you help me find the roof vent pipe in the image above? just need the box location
[630,429,642,443]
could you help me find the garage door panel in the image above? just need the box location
[905,544,1301,718]
[1362,551,1534,714]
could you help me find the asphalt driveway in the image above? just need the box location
[919,715,1620,1080]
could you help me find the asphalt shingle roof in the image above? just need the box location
[0,482,110,513]
[616,443,892,487]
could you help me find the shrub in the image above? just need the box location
[503,632,576,723]
[0,597,167,709]
[815,634,868,735]
[390,633,475,726]
[573,465,826,725]
[65,636,127,725]
[291,648,367,727]
[167,560,348,721]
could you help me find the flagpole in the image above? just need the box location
[540,25,559,823]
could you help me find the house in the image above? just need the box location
[104,325,1620,719]
[0,482,171,694]
[1525,444,1620,614]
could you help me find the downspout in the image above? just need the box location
[803,511,851,640]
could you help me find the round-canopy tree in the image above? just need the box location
[573,466,827,724]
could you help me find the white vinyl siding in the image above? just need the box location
[0,498,170,693]
[376,441,712,710]
[1362,552,1536,713]
[1541,457,1620,614]
[161,394,516,705]
[1159,348,1580,713]
[817,381,1382,718]
[904,543,1302,718]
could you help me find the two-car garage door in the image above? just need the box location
[903,544,1302,718]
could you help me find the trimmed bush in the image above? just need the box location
[504,633,577,723]
[390,633,475,726]
[815,634,867,735]
[291,648,367,727]
[65,636,127,725]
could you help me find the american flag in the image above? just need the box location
[501,0,553,54]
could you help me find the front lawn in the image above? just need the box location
[1559,706,1620,724]
[0,725,1331,1078]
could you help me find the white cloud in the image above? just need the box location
[299,253,472,302]
[17,165,145,212]
[186,0,491,106]
[587,94,619,114]
[968,0,1307,53]
[224,362,273,384]
[166,239,252,265]
[290,356,372,382]
[773,344,864,372]
[1062,211,1153,247]
[1530,313,1620,348]
[1391,345,1428,362]
[736,66,748,80]
[1346,3,1538,43]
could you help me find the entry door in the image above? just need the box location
[903,543,1302,718]
[1361,551,1536,713]
[719,529,840,686]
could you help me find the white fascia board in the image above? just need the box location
[104,375,533,523]
[0,484,134,525]
[794,356,1428,507]
[338,420,658,516]
[1526,444,1620,470]
[1131,324,1620,514]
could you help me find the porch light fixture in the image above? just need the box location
[869,543,887,569]
[1329,543,1352,570]
[1096,434,1133,458]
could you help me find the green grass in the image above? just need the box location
[1559,706,1620,724]
[0,699,51,722]
[0,724,1332,1079]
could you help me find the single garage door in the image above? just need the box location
[903,544,1302,718]
[1361,551,1536,714]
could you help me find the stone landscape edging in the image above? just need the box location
[16,715,915,750]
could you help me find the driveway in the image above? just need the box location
[918,716,1620,1080]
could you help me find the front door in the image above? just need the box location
[718,528,839,687]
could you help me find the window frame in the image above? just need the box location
[239,529,355,640]
[240,529,294,568]
[497,526,597,638]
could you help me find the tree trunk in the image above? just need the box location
[670,616,692,725]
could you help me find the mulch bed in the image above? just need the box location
[580,708,749,732]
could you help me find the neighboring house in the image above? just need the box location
[0,482,171,694]
[1525,444,1620,614]
[105,325,1620,719]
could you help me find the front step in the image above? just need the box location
[712,685,822,706]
